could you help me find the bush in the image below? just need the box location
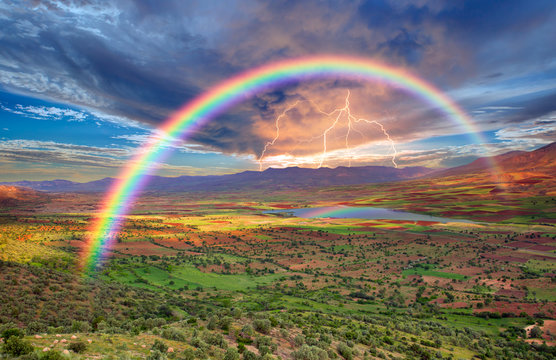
[241,324,254,337]
[243,350,257,360]
[181,348,195,360]
[253,319,272,334]
[337,342,353,360]
[161,327,187,341]
[2,336,34,356]
[68,341,87,353]
[292,344,329,360]
[224,347,240,360]
[201,331,227,348]
[147,350,167,360]
[40,350,64,360]
[2,327,24,340]
[71,320,91,333]
[26,321,47,335]
[530,326,543,338]
[152,339,168,353]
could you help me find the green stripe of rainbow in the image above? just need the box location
[81,55,496,271]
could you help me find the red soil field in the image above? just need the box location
[112,241,178,256]
[476,301,556,317]
[495,288,526,299]
[440,302,470,309]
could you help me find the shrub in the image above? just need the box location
[292,344,329,360]
[147,350,167,360]
[181,348,196,360]
[224,347,240,360]
[201,331,227,348]
[68,341,87,353]
[241,324,254,338]
[294,334,305,347]
[71,320,91,333]
[40,350,64,360]
[26,321,47,335]
[242,350,257,360]
[20,352,39,360]
[161,327,187,342]
[337,342,353,360]
[253,319,272,334]
[2,336,33,356]
[151,339,168,353]
[530,326,543,338]
[2,327,24,340]
[220,316,233,331]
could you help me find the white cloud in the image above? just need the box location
[1,104,86,121]
[495,112,556,145]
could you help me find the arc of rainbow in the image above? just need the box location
[81,55,497,272]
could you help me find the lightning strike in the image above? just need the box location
[258,100,302,171]
[258,90,398,170]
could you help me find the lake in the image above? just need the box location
[265,205,474,223]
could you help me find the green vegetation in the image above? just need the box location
[402,264,469,280]
[0,182,555,359]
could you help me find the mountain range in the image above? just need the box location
[0,166,437,193]
[1,142,554,193]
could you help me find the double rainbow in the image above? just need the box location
[81,55,494,271]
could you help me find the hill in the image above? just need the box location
[435,142,556,178]
[0,185,48,207]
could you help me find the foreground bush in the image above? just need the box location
[2,336,34,357]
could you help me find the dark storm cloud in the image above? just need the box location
[0,0,555,158]
[377,29,430,65]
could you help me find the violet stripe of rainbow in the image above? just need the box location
[81,55,497,271]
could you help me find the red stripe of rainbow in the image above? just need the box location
[80,55,497,271]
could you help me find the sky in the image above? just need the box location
[0,0,555,181]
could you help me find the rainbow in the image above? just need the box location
[81,55,495,271]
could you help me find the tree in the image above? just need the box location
[530,326,543,339]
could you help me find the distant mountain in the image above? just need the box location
[0,166,437,193]
[434,141,556,178]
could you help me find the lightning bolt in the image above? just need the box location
[258,100,302,171]
[258,90,397,170]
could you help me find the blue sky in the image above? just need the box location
[0,0,554,181]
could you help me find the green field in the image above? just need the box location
[104,261,283,291]
[402,265,468,280]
